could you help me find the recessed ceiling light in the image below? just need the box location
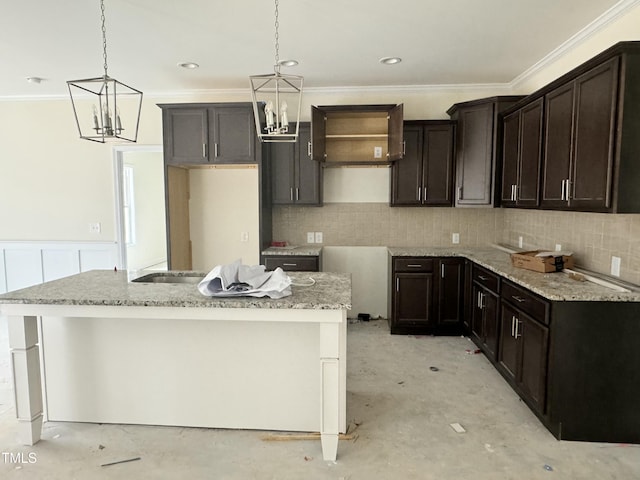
[379,57,402,65]
[177,62,199,69]
[26,76,44,84]
[278,59,299,67]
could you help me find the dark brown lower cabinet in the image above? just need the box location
[472,284,499,360]
[498,301,549,415]
[389,256,464,335]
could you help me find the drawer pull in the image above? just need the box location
[512,295,526,303]
[477,275,489,281]
[407,264,423,268]
[283,263,297,267]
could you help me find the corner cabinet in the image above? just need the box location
[270,123,322,205]
[447,96,524,207]
[311,104,403,166]
[389,256,464,335]
[159,103,259,165]
[390,121,455,206]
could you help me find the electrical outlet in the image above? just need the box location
[240,232,249,242]
[555,244,562,252]
[306,232,315,244]
[452,233,460,244]
[315,232,323,243]
[518,236,523,248]
[89,222,101,234]
[611,256,621,277]
[374,146,383,159]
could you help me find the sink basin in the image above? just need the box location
[131,272,204,284]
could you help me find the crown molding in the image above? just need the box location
[510,0,640,89]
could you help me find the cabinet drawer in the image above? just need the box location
[264,256,319,272]
[472,265,499,293]
[393,257,434,273]
[502,281,549,324]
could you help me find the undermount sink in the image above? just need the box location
[131,272,204,284]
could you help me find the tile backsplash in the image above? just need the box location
[502,209,640,285]
[273,203,502,248]
[273,204,640,286]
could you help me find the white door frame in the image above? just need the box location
[112,145,164,271]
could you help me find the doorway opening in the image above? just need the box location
[113,145,167,272]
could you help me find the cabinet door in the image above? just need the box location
[210,106,256,164]
[388,104,404,161]
[471,284,484,343]
[310,106,326,162]
[391,126,422,205]
[455,103,494,205]
[482,291,499,360]
[163,108,208,165]
[501,111,520,206]
[519,315,549,414]
[436,258,464,328]
[270,142,295,204]
[570,58,619,210]
[517,98,544,207]
[541,83,574,207]
[295,123,322,205]
[498,303,519,381]
[393,273,434,328]
[423,124,454,205]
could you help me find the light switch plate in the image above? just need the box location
[240,232,249,242]
[374,146,383,158]
[315,232,323,243]
[518,236,523,248]
[611,256,621,277]
[306,232,315,244]
[452,233,460,244]
[555,244,562,251]
[89,222,101,234]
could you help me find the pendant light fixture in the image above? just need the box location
[67,0,143,143]
[249,0,303,143]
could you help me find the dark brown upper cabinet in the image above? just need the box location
[391,121,455,207]
[503,41,640,213]
[159,103,259,166]
[311,104,404,166]
[270,123,322,206]
[500,98,544,208]
[541,58,619,211]
[447,96,524,207]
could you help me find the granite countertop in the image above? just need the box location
[0,270,351,310]
[262,246,322,256]
[388,246,640,302]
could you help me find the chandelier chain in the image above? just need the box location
[274,0,280,66]
[101,0,108,77]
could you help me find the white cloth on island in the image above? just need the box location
[197,259,292,298]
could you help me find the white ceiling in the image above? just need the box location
[0,0,629,99]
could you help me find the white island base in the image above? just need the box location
[6,304,347,462]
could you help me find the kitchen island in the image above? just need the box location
[0,270,351,461]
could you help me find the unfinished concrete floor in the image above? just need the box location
[1,316,639,479]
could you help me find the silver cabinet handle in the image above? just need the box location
[283,263,297,267]
[561,179,566,201]
[417,187,421,201]
[478,275,488,281]
[511,316,516,337]
[202,143,207,158]
[565,179,571,200]
[402,141,406,155]
[290,188,294,201]
[296,188,299,201]
[512,295,526,303]
[396,278,399,292]
[441,264,445,279]
[423,187,427,202]
[510,185,515,201]
[214,143,219,158]
[307,141,312,157]
[457,186,463,200]
[477,291,482,308]
[514,319,521,339]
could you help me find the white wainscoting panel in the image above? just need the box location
[322,246,388,319]
[0,242,119,294]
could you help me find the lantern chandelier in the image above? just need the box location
[67,0,143,143]
[249,0,303,143]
